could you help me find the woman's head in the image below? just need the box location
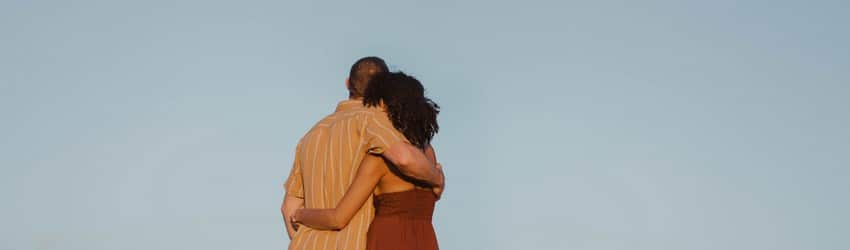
[363,72,440,149]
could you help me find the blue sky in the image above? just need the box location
[2,1,848,249]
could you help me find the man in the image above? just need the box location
[281,57,443,250]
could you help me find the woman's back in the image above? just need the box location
[367,188,438,250]
[366,146,439,250]
[373,159,418,195]
[374,143,439,195]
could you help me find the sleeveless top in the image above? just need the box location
[366,189,439,250]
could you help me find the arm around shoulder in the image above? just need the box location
[383,142,443,187]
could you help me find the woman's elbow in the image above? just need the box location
[329,211,357,230]
[328,217,348,230]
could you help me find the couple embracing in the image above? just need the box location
[281,57,445,250]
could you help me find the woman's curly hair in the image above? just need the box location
[362,72,440,149]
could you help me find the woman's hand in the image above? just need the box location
[290,212,301,231]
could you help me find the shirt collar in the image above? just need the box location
[335,99,363,112]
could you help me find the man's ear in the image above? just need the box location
[345,78,351,90]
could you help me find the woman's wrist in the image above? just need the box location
[292,209,303,224]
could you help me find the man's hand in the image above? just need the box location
[432,163,445,199]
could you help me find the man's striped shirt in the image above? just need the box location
[285,99,406,250]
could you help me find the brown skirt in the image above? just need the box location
[366,189,438,250]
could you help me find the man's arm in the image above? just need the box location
[382,142,444,188]
[282,143,305,239]
[281,195,304,239]
[364,112,443,187]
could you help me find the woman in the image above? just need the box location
[292,72,443,250]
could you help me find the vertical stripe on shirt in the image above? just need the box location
[284,99,407,250]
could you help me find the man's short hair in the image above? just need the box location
[348,56,389,98]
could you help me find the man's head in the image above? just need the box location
[347,56,389,98]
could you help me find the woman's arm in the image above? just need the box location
[425,145,445,199]
[293,154,387,230]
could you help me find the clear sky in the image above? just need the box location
[2,1,848,249]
